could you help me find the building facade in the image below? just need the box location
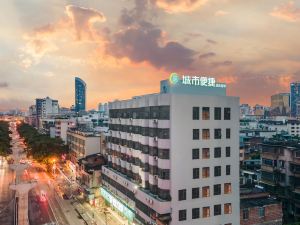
[35,97,59,119]
[75,77,86,112]
[260,137,300,223]
[67,129,101,177]
[290,82,300,117]
[271,93,290,116]
[102,78,240,225]
[240,188,282,225]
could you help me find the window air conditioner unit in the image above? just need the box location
[153,119,158,123]
[154,137,158,142]
[154,156,158,161]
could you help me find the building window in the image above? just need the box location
[258,207,265,217]
[192,208,200,219]
[224,183,232,194]
[202,107,210,120]
[226,165,231,175]
[224,203,232,214]
[214,147,221,158]
[202,167,210,178]
[226,128,231,139]
[192,187,200,199]
[203,207,210,218]
[178,189,186,201]
[214,166,221,177]
[202,148,210,159]
[214,204,221,216]
[226,147,231,157]
[224,108,231,120]
[214,107,221,120]
[192,148,200,159]
[193,168,200,179]
[202,186,210,197]
[214,184,221,195]
[193,129,200,140]
[179,210,187,221]
[193,107,199,120]
[158,148,170,159]
[214,129,222,139]
[202,129,210,139]
[243,209,249,220]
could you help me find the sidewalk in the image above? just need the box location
[56,164,128,225]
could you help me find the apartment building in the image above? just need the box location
[240,187,282,225]
[67,129,101,177]
[260,136,300,223]
[54,119,75,143]
[102,76,240,225]
[287,120,300,136]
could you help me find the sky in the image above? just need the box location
[1,0,300,110]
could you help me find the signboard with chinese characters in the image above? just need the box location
[169,73,226,88]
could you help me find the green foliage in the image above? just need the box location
[17,123,68,164]
[0,121,11,157]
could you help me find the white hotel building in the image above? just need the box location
[102,76,240,225]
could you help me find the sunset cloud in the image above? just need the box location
[270,1,300,22]
[106,22,196,71]
[66,5,106,40]
[153,0,208,13]
[199,52,216,59]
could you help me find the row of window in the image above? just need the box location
[193,165,231,179]
[109,106,170,120]
[192,147,231,159]
[109,125,170,139]
[179,203,232,221]
[192,128,231,140]
[108,136,170,158]
[192,107,231,120]
[178,183,232,201]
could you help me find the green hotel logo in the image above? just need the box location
[169,72,180,84]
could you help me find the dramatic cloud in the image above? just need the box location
[66,5,106,40]
[270,1,300,22]
[153,0,208,13]
[106,22,196,71]
[199,52,216,59]
[0,82,8,88]
[106,2,197,71]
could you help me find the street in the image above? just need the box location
[4,120,127,225]
[0,158,14,225]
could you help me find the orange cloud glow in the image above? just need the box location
[270,1,300,22]
[154,0,208,13]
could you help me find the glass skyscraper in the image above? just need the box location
[290,82,300,117]
[75,77,86,112]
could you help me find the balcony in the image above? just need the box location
[261,153,278,160]
[261,164,275,172]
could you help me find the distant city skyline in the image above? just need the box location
[1,0,300,110]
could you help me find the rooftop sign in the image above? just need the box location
[169,73,226,88]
